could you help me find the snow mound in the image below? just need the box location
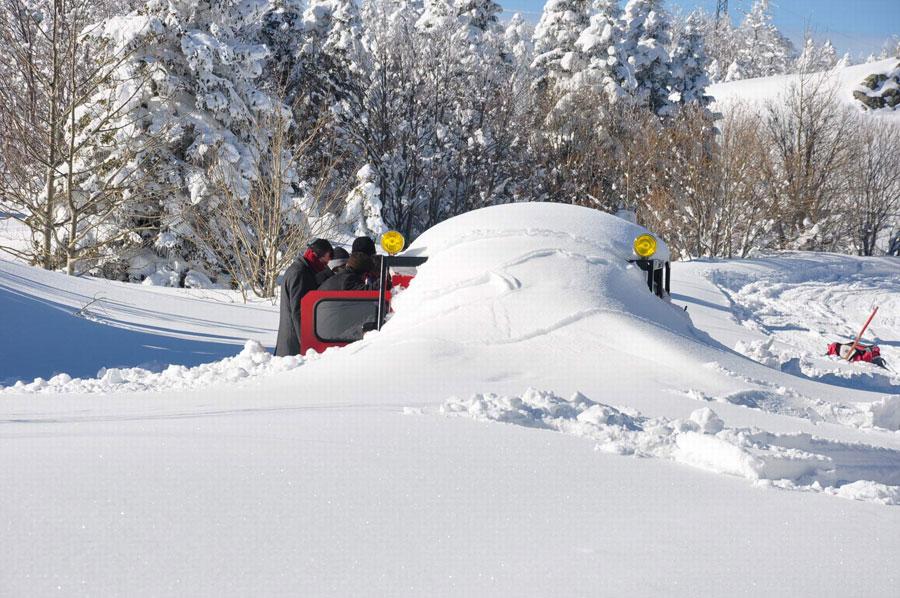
[442,388,900,505]
[710,58,900,119]
[2,341,303,395]
[380,203,693,358]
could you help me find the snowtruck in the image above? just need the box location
[299,227,670,356]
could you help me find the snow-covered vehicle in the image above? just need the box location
[299,206,670,355]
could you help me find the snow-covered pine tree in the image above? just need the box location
[341,163,386,238]
[292,0,365,189]
[819,40,838,69]
[418,0,518,223]
[724,59,743,82]
[531,0,591,92]
[685,8,739,84]
[455,0,502,34]
[572,0,633,104]
[668,12,712,107]
[736,0,793,78]
[91,0,311,285]
[504,12,534,67]
[621,0,675,117]
[345,0,430,236]
[797,36,838,73]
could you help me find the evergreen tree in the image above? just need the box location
[341,164,386,238]
[531,0,591,91]
[91,0,280,280]
[669,12,711,107]
[736,0,793,78]
[797,37,838,72]
[504,12,534,66]
[573,0,633,103]
[684,8,739,84]
[621,0,675,117]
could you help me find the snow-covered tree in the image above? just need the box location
[572,0,632,104]
[684,8,739,83]
[796,37,838,73]
[668,12,712,107]
[0,0,156,273]
[504,11,533,66]
[531,0,591,91]
[341,163,386,238]
[621,0,675,117]
[87,0,313,284]
[735,0,794,78]
[878,34,900,59]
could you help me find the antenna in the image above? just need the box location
[715,0,729,29]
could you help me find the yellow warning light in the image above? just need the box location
[380,230,406,255]
[633,234,657,258]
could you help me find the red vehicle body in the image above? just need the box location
[298,273,411,355]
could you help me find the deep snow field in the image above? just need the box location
[709,57,900,119]
[2,203,899,596]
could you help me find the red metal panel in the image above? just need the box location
[300,290,391,355]
[391,274,415,288]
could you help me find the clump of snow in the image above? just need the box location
[690,406,724,434]
[828,481,900,506]
[183,269,214,289]
[734,338,783,369]
[443,388,900,505]
[856,395,900,431]
[2,341,304,395]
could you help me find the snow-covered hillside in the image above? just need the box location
[1,204,898,596]
[709,58,900,117]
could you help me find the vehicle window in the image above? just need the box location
[314,298,379,343]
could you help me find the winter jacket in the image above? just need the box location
[316,266,335,286]
[317,267,369,291]
[275,255,320,356]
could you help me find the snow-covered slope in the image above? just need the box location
[1,204,898,596]
[0,258,275,383]
[709,58,900,117]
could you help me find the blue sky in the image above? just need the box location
[499,0,900,58]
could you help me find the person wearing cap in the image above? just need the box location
[351,236,377,256]
[351,235,393,291]
[316,246,350,285]
[318,251,377,291]
[275,238,333,356]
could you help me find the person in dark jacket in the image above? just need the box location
[316,246,350,286]
[275,238,333,356]
[350,235,399,290]
[351,236,377,256]
[318,251,376,291]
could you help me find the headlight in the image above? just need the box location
[380,230,406,255]
[633,234,657,259]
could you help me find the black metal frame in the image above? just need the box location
[376,255,428,330]
[631,259,670,298]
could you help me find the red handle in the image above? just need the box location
[846,306,878,361]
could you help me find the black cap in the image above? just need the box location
[308,238,334,257]
[351,236,376,256]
